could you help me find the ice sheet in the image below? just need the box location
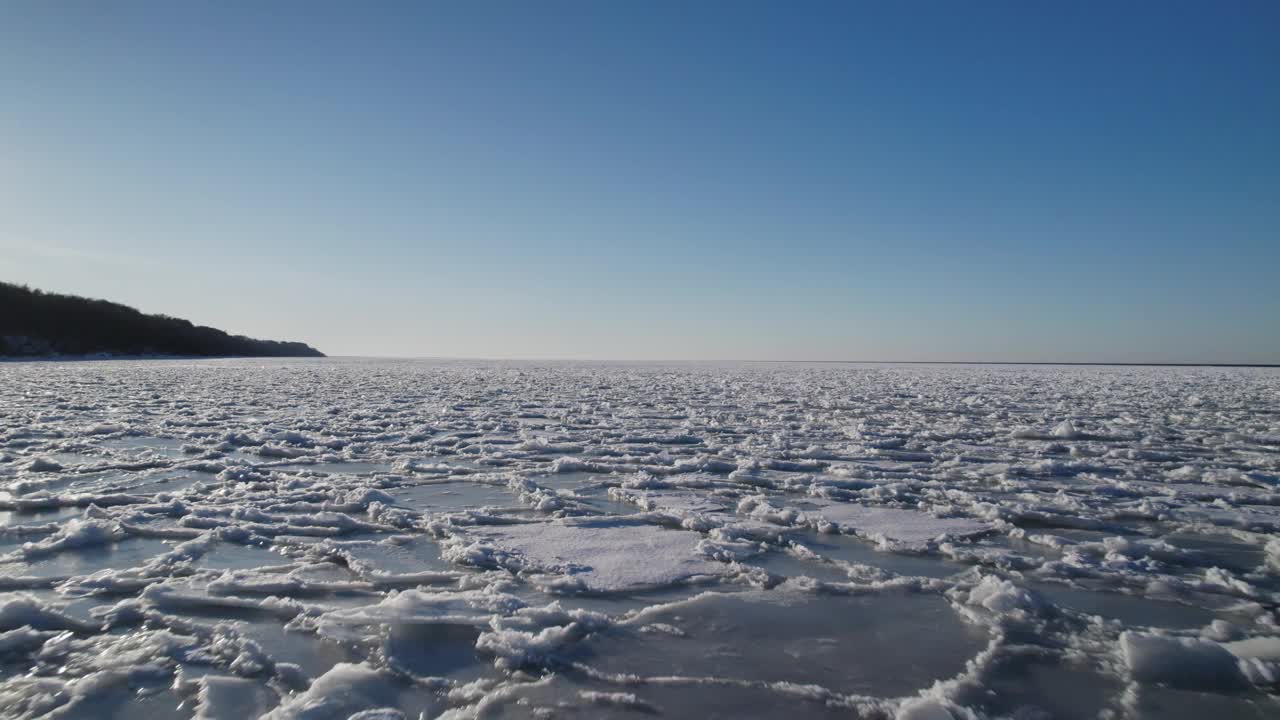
[0,358,1276,718]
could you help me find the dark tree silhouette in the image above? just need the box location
[0,281,324,358]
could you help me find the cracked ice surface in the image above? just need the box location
[0,358,1278,719]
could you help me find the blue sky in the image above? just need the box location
[2,2,1277,362]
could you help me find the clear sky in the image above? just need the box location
[2,2,1277,362]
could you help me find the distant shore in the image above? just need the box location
[0,353,329,363]
[1,281,324,359]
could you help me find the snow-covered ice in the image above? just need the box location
[442,518,726,593]
[0,358,1278,718]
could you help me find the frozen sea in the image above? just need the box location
[0,358,1278,719]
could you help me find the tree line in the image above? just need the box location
[0,281,324,358]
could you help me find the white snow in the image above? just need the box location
[447,518,726,592]
[0,358,1275,718]
[809,503,993,549]
[262,663,401,720]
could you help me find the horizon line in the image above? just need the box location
[328,355,1280,368]
[4,353,1277,368]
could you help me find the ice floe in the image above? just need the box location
[0,358,1276,717]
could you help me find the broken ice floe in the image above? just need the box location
[0,359,1278,717]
